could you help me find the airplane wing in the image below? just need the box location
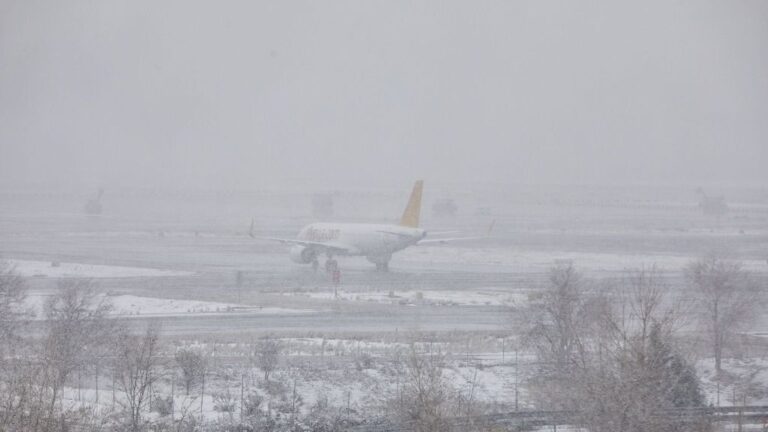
[376,229,484,245]
[417,236,485,245]
[417,220,496,245]
[425,230,461,236]
[376,230,413,238]
[254,236,355,254]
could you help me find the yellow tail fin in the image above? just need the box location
[399,180,423,228]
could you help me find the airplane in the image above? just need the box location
[249,180,486,271]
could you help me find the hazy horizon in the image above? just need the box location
[2,1,767,191]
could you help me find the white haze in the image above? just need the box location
[1,0,767,191]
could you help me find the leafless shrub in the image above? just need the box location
[152,394,174,417]
[213,389,237,413]
[0,358,46,430]
[393,344,457,432]
[174,348,206,395]
[354,351,375,371]
[241,392,264,418]
[255,336,281,382]
[170,396,200,432]
[304,393,349,432]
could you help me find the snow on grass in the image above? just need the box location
[24,293,314,319]
[106,295,313,317]
[283,288,530,307]
[400,247,768,273]
[697,357,768,407]
[6,259,191,278]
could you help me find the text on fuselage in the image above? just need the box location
[303,227,341,242]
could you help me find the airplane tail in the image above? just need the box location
[399,180,423,228]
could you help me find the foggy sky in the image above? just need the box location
[1,1,767,191]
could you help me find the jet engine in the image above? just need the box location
[289,245,317,264]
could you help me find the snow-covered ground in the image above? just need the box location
[284,288,530,307]
[400,247,768,274]
[30,333,768,429]
[24,293,314,318]
[6,259,191,278]
[53,336,525,425]
[697,357,768,407]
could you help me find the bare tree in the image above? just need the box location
[524,264,597,410]
[0,261,28,353]
[0,263,38,429]
[39,278,114,425]
[0,260,28,373]
[686,256,758,374]
[114,322,163,432]
[580,268,703,432]
[175,348,206,395]
[255,336,281,382]
[596,267,684,369]
[527,266,705,432]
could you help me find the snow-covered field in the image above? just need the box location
[48,332,768,428]
[698,358,768,407]
[400,246,768,274]
[52,335,526,425]
[6,259,191,278]
[25,293,314,318]
[284,288,530,307]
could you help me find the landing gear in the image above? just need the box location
[323,255,341,296]
[324,256,338,273]
[374,261,390,272]
[367,255,391,272]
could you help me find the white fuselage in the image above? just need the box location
[297,222,425,261]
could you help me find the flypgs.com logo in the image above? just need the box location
[304,227,341,242]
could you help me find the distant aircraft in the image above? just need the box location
[84,189,103,215]
[250,180,485,271]
[695,187,728,217]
